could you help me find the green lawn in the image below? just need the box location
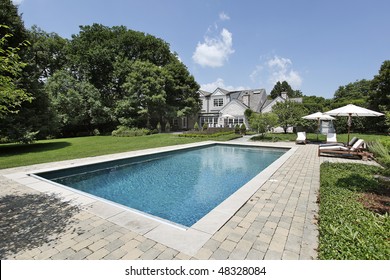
[0,133,238,169]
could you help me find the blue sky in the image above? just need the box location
[13,0,390,98]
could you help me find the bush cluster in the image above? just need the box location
[111,126,152,137]
[178,131,235,138]
[368,141,390,171]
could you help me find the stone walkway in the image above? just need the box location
[0,140,379,260]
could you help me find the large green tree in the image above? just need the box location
[272,100,308,133]
[369,60,390,112]
[45,70,109,136]
[0,26,32,116]
[270,81,302,99]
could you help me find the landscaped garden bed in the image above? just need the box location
[318,162,390,259]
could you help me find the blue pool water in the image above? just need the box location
[37,144,286,227]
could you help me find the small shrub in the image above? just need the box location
[194,122,199,131]
[240,123,246,135]
[234,124,240,134]
[18,131,39,144]
[202,122,208,131]
[93,129,100,136]
[368,141,390,169]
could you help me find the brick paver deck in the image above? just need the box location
[0,139,379,260]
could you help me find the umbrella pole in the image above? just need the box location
[317,118,320,141]
[347,114,351,144]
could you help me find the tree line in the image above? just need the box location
[263,62,390,135]
[1,0,389,143]
[0,0,199,142]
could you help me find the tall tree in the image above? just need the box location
[0,26,32,116]
[333,79,372,103]
[369,60,390,112]
[45,70,108,136]
[272,100,308,133]
[121,60,168,128]
[270,81,294,99]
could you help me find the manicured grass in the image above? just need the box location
[0,133,239,169]
[318,162,390,259]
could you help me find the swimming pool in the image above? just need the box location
[35,144,286,227]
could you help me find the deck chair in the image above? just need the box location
[318,139,372,160]
[326,132,337,143]
[295,131,306,144]
[320,136,359,148]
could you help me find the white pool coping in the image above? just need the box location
[2,141,297,256]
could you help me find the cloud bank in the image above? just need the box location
[193,28,235,68]
[200,78,246,92]
[251,55,302,90]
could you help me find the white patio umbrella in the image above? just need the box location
[302,112,335,141]
[324,104,384,143]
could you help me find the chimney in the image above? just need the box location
[281,91,288,100]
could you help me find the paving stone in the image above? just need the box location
[89,239,110,252]
[246,248,265,260]
[122,248,143,259]
[194,248,213,260]
[51,248,76,260]
[67,248,92,260]
[140,247,161,260]
[104,239,125,252]
[71,238,93,252]
[210,248,230,260]
[220,239,237,252]
[228,249,247,260]
[86,248,110,260]
[103,248,127,260]
[137,239,156,252]
[156,248,178,260]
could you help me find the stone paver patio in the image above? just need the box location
[0,138,379,260]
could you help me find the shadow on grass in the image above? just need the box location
[0,193,81,259]
[0,142,71,157]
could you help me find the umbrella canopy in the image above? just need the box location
[325,104,384,117]
[302,112,336,121]
[302,112,335,141]
[324,104,384,142]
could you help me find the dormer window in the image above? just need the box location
[213,98,223,107]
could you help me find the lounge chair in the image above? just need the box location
[320,136,359,148]
[326,132,337,143]
[296,132,306,144]
[318,138,372,160]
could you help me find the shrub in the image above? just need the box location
[202,122,208,131]
[234,124,240,134]
[368,141,390,169]
[240,123,246,135]
[165,121,171,132]
[194,122,199,131]
[111,126,150,137]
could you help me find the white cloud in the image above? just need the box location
[251,55,302,90]
[219,12,230,21]
[200,78,246,92]
[192,28,235,68]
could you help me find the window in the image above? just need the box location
[213,98,223,107]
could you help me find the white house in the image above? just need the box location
[198,88,302,129]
